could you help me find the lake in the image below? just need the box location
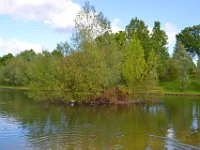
[0,90,200,150]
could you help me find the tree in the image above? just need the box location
[121,37,147,92]
[27,52,62,101]
[60,47,110,102]
[151,21,169,60]
[114,31,126,51]
[0,53,14,66]
[125,18,151,58]
[197,59,200,78]
[96,32,122,85]
[176,25,200,57]
[0,57,28,86]
[0,50,37,86]
[72,1,110,50]
[173,42,194,91]
[16,49,36,62]
[151,21,169,81]
[159,58,179,81]
[121,37,159,94]
[53,41,72,56]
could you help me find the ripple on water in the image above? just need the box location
[0,116,32,150]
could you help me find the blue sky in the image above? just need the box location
[0,0,199,56]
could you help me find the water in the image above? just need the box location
[0,91,200,150]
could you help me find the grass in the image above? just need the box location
[0,79,200,94]
[160,78,200,93]
[0,85,29,90]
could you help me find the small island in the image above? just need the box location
[0,1,200,150]
[0,2,199,106]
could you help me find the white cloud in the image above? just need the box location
[111,19,121,33]
[163,22,179,55]
[164,22,179,46]
[0,38,42,56]
[148,27,153,34]
[0,0,81,32]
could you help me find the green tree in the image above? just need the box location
[114,31,126,51]
[151,21,169,60]
[173,42,194,91]
[125,18,151,58]
[121,37,159,94]
[0,50,37,86]
[96,32,122,85]
[16,49,36,62]
[0,57,28,86]
[0,53,14,66]
[159,58,179,81]
[27,51,61,101]
[60,47,109,102]
[176,25,200,57]
[151,21,169,81]
[53,41,72,56]
[121,38,147,92]
[197,59,200,78]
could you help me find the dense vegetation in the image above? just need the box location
[0,2,200,104]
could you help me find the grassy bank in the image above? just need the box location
[0,85,29,91]
[160,79,200,93]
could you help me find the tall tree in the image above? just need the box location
[125,18,151,58]
[72,1,110,50]
[176,25,200,57]
[151,21,169,81]
[121,37,158,93]
[151,21,169,60]
[121,37,147,92]
[173,42,194,91]
[96,32,122,85]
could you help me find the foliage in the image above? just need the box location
[27,52,62,101]
[72,1,110,50]
[121,38,158,93]
[158,58,179,81]
[0,50,35,86]
[176,25,200,57]
[0,53,14,66]
[0,2,200,104]
[173,42,194,91]
[150,21,170,81]
[96,32,122,85]
[53,41,72,56]
[151,21,169,60]
[160,79,200,93]
[197,59,200,78]
[60,47,109,102]
[125,18,151,58]
[0,58,25,86]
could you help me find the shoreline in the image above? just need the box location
[138,92,200,97]
[1,86,200,96]
[0,86,29,91]
[0,86,200,106]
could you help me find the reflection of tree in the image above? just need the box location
[191,104,199,133]
[1,91,200,149]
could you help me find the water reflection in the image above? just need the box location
[164,125,175,150]
[192,103,199,133]
[1,91,200,149]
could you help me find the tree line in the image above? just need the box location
[0,2,199,103]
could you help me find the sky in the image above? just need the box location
[0,0,199,56]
